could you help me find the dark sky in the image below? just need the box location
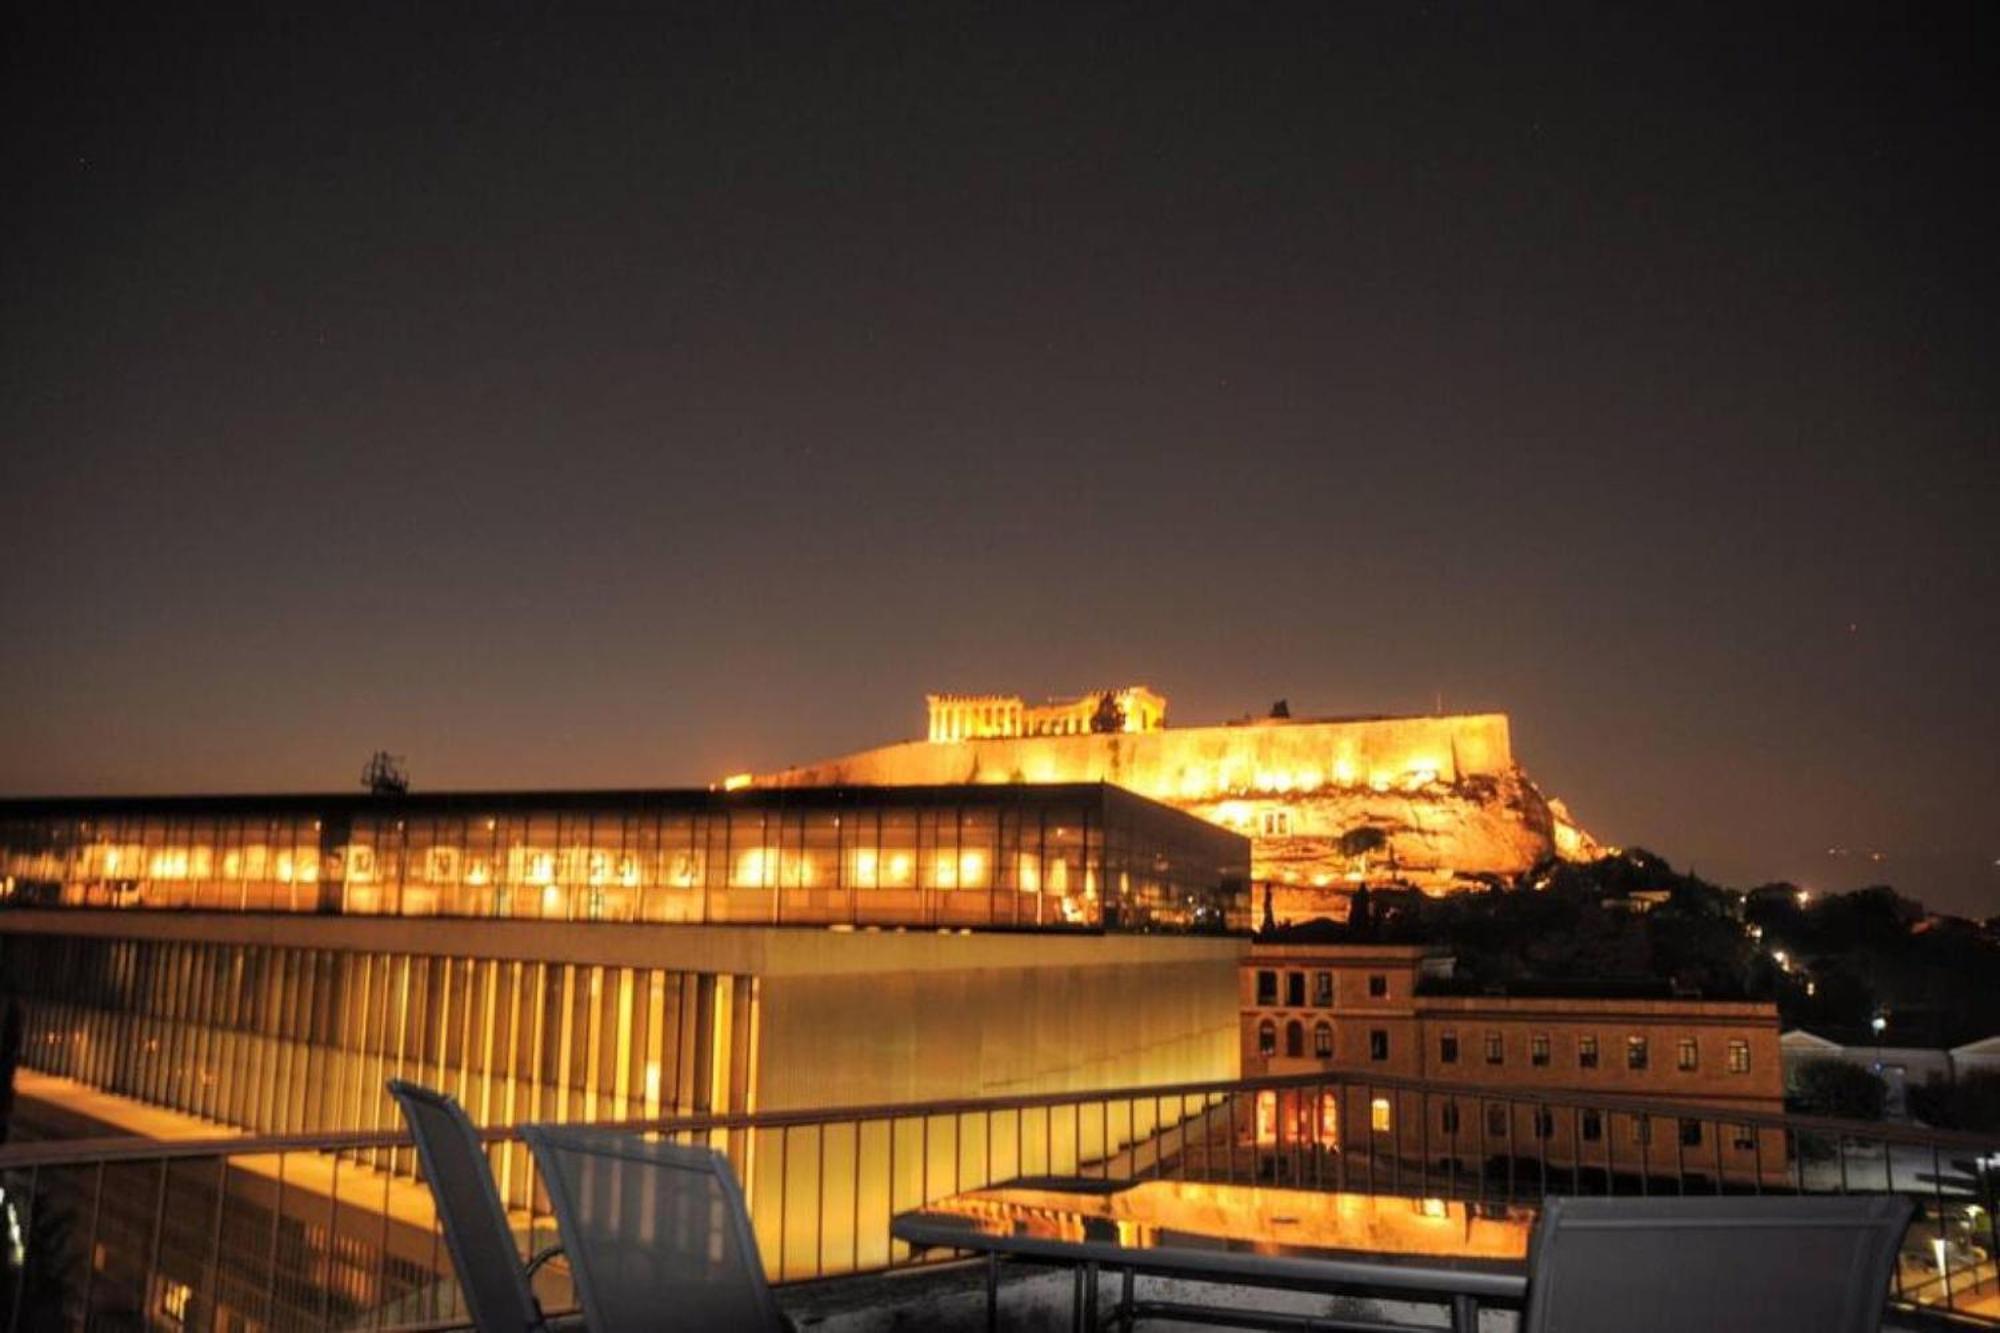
[4,5,1995,914]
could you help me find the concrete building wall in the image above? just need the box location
[757,943,1240,1113]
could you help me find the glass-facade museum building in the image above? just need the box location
[0,783,1249,1160]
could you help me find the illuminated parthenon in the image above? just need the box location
[926,684,1168,742]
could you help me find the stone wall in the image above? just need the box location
[761,712,1597,894]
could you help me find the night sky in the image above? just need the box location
[4,5,1995,914]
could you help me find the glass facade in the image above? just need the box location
[0,932,752,1211]
[0,783,1249,932]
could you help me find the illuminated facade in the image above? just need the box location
[767,692,1603,899]
[1240,943,1786,1182]
[925,685,1168,742]
[0,783,1246,932]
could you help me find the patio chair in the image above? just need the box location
[1521,1194,1914,1333]
[387,1080,563,1333]
[521,1124,790,1332]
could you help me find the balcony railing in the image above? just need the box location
[2,1071,1995,1330]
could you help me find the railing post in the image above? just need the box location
[144,1155,169,1327]
[1932,1141,1952,1312]
[374,1153,393,1329]
[851,1118,863,1275]
[80,1159,104,1325]
[777,1125,790,1283]
[319,1153,342,1330]
[6,1164,38,1333]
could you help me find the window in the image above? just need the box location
[1677,1038,1698,1071]
[1314,1021,1333,1058]
[1260,810,1293,837]
[1679,1118,1703,1147]
[1731,1125,1756,1151]
[1313,971,1333,1006]
[1442,1102,1461,1134]
[1627,1036,1649,1070]
[1486,1104,1507,1138]
[1632,1114,1652,1146]
[1484,1032,1504,1065]
[1370,1097,1392,1133]
[1578,1035,1599,1069]
[1727,1039,1751,1073]
[1440,1031,1459,1064]
[1256,970,1277,1005]
[1580,1110,1603,1142]
[1368,974,1388,998]
[1285,1020,1304,1058]
[1533,1109,1555,1140]
[1258,1020,1276,1056]
[1530,1033,1550,1067]
[1369,1029,1389,1061]
[1286,972,1306,1007]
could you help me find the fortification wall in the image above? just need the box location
[765,713,1514,797]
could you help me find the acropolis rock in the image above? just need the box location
[758,688,1603,915]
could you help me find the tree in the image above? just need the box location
[1788,1057,1887,1121]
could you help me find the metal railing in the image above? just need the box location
[2,1071,1995,1330]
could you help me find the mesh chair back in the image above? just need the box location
[523,1126,787,1333]
[1521,1194,1913,1333]
[387,1080,545,1333]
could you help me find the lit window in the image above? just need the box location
[1259,810,1293,837]
[1627,1036,1649,1070]
[1313,1022,1333,1058]
[1485,1033,1504,1065]
[1727,1039,1751,1073]
[1370,1097,1392,1133]
[1578,1035,1599,1069]
[156,1277,192,1326]
[1318,1091,1340,1145]
[1731,1125,1756,1151]
[1531,1033,1550,1067]
[1255,1090,1277,1145]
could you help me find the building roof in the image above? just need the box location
[0,780,1203,820]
